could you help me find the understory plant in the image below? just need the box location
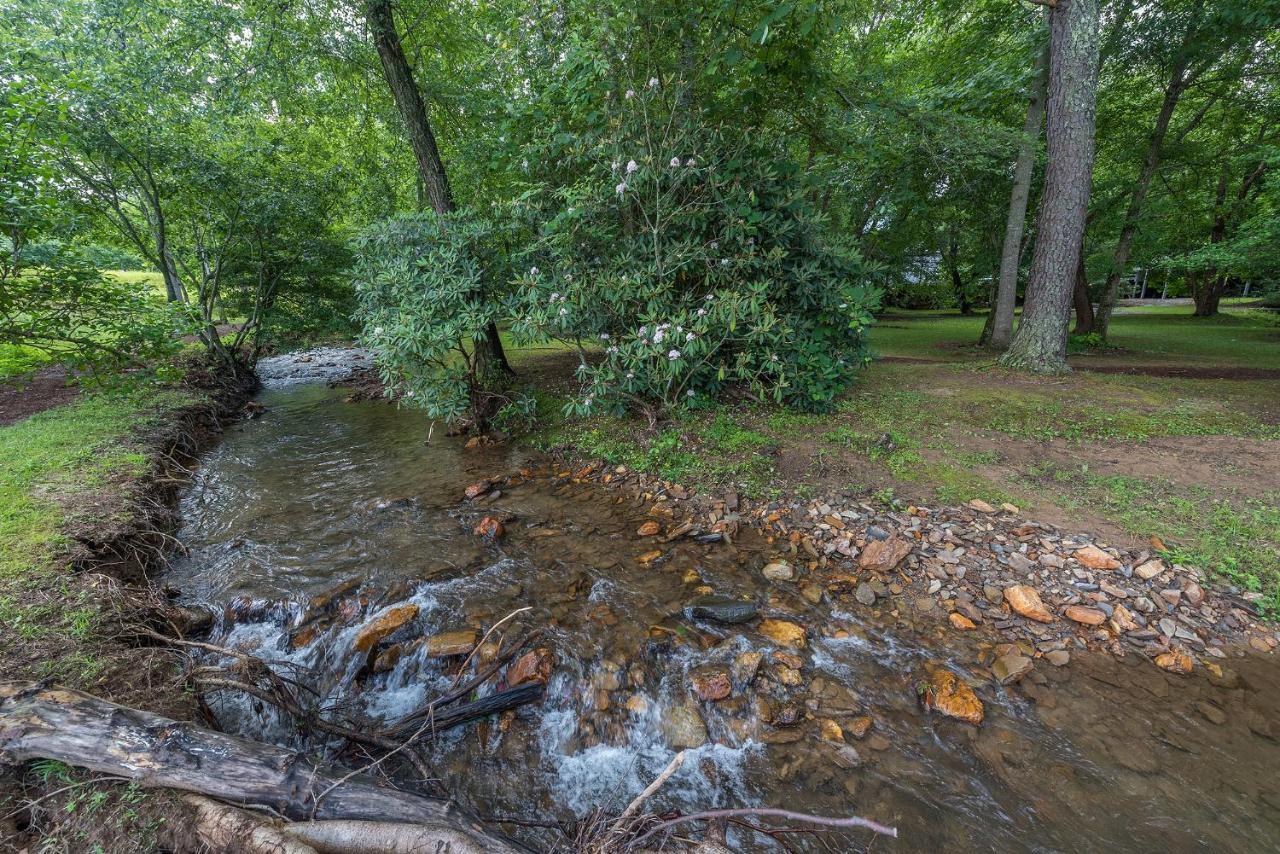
[507,59,880,416]
[351,211,517,427]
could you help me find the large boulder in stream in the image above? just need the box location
[662,699,708,748]
[683,594,758,625]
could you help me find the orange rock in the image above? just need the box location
[372,643,403,672]
[689,669,732,702]
[290,625,318,650]
[922,667,984,726]
[846,715,874,739]
[1064,605,1107,625]
[507,648,555,687]
[463,479,493,500]
[1073,545,1121,570]
[1003,585,1054,623]
[353,604,419,653]
[1155,649,1193,674]
[637,520,661,536]
[858,536,912,572]
[818,718,844,742]
[637,549,663,565]
[473,516,505,538]
[966,499,996,513]
[425,629,479,657]
[759,619,807,649]
[949,612,976,631]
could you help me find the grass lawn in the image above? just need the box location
[522,305,1280,615]
[0,386,197,682]
[874,304,1280,370]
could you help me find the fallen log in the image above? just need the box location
[0,683,524,853]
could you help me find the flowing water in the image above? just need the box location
[165,350,1280,852]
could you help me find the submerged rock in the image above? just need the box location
[921,666,984,726]
[759,618,807,649]
[689,668,732,702]
[473,516,505,539]
[683,595,758,624]
[662,699,708,748]
[354,604,419,653]
[508,648,555,687]
[991,652,1033,685]
[762,561,794,581]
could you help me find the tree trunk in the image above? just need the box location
[1000,0,1100,373]
[945,225,972,315]
[364,0,513,376]
[0,683,523,853]
[1071,252,1094,334]
[988,38,1049,350]
[1093,56,1191,339]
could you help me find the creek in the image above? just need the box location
[163,349,1280,852]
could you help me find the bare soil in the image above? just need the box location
[0,365,79,426]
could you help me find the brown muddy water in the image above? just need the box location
[165,350,1280,852]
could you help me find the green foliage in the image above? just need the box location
[510,68,879,414]
[352,211,516,424]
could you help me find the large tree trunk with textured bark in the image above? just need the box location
[0,683,522,853]
[364,0,513,376]
[987,38,1049,350]
[1000,0,1100,373]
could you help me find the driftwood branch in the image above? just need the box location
[0,683,524,853]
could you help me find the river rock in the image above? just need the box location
[922,667,984,726]
[637,520,661,536]
[1064,605,1106,626]
[967,499,997,513]
[855,582,877,606]
[683,595,758,624]
[1155,649,1193,675]
[847,715,873,739]
[1184,581,1205,606]
[732,650,763,686]
[372,643,403,672]
[662,699,708,748]
[1134,558,1166,580]
[425,629,479,657]
[1003,585,1053,623]
[762,561,794,581]
[464,479,493,500]
[859,535,911,572]
[690,668,732,702]
[353,604,419,652]
[992,652,1033,685]
[473,516,505,539]
[949,612,976,631]
[1045,649,1070,667]
[818,718,844,742]
[508,648,555,687]
[1074,545,1120,570]
[759,619,807,649]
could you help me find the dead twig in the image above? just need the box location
[628,808,898,849]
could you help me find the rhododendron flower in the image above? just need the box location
[626,160,638,174]
[667,349,680,360]
[670,156,680,167]
[648,77,659,88]
[529,266,539,276]
[558,307,568,316]
[404,389,414,398]
[653,329,666,344]
[686,390,695,397]
[697,308,707,316]
[549,292,560,302]
[625,89,635,99]
[686,331,695,341]
[600,333,610,340]
[616,181,627,195]
[685,158,695,167]
[373,326,384,335]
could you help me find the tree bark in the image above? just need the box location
[1071,252,1094,334]
[364,0,513,376]
[1093,54,1193,339]
[1000,0,1100,373]
[0,683,522,853]
[988,38,1049,350]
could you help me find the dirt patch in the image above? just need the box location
[1076,363,1280,380]
[0,365,79,426]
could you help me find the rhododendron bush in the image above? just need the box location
[508,61,879,414]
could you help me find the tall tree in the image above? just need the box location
[1000,0,1101,373]
[986,37,1048,349]
[363,0,513,375]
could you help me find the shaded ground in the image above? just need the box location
[0,366,78,426]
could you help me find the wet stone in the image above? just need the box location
[662,700,707,748]
[683,595,758,625]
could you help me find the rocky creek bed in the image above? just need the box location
[157,349,1280,852]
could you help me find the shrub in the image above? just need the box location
[508,68,879,415]
[351,211,516,426]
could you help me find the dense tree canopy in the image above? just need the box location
[2,0,1276,399]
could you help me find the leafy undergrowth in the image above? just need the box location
[1029,463,1280,618]
[0,386,196,683]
